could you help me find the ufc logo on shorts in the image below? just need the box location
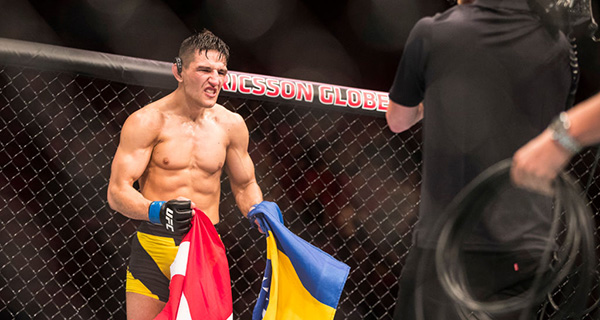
[165,208,174,232]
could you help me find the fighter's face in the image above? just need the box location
[181,50,228,108]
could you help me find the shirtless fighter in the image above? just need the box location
[107,30,263,320]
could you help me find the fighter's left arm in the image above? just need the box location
[225,113,264,217]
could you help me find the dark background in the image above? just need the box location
[1,0,599,100]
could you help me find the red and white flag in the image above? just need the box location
[154,209,233,320]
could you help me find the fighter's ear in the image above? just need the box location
[172,58,183,82]
[174,57,183,74]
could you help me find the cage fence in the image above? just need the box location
[0,40,599,320]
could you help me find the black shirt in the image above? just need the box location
[389,0,572,250]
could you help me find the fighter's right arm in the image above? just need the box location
[107,109,161,221]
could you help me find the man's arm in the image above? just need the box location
[107,110,161,220]
[511,92,600,194]
[386,101,424,133]
[386,18,429,133]
[225,114,263,216]
[565,92,600,146]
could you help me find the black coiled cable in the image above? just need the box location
[435,159,596,319]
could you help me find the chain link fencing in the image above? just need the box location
[0,40,599,320]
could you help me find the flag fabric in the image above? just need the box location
[154,209,233,320]
[248,201,350,320]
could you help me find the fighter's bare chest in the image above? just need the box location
[151,124,228,174]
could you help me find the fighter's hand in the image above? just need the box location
[248,204,265,234]
[148,199,194,235]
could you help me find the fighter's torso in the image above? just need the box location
[139,103,233,224]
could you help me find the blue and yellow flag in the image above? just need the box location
[248,201,350,320]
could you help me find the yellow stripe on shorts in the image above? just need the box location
[136,231,179,279]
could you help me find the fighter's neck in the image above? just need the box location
[169,90,215,121]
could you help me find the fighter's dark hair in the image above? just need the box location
[176,29,230,72]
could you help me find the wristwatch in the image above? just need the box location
[548,112,582,154]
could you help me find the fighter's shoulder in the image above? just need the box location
[213,103,245,127]
[123,101,165,132]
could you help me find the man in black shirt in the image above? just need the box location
[386,0,572,319]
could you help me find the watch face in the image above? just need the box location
[549,113,581,154]
[550,116,564,133]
